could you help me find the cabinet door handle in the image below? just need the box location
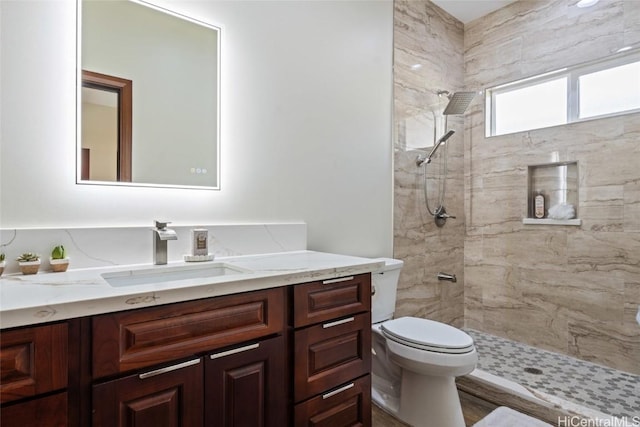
[322,382,354,399]
[322,276,354,285]
[210,343,260,360]
[323,316,354,329]
[138,358,200,380]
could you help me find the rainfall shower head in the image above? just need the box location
[440,91,476,115]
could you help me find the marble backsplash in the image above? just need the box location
[0,223,307,275]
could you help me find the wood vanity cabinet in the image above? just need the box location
[292,274,372,426]
[0,322,69,427]
[90,287,287,427]
[1,271,374,427]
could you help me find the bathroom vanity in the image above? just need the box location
[0,251,380,427]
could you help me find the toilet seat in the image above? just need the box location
[381,317,475,354]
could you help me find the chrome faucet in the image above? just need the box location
[153,220,177,265]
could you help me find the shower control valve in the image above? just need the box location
[435,205,456,219]
[434,205,455,228]
[437,212,456,219]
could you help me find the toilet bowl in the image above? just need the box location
[371,258,477,427]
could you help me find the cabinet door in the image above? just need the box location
[294,312,371,402]
[0,323,68,403]
[205,335,286,427]
[93,358,203,427]
[0,391,67,427]
[294,375,371,427]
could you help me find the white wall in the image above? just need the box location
[0,0,394,258]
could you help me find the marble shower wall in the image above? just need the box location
[393,0,465,326]
[464,0,640,374]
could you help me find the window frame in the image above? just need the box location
[486,50,640,137]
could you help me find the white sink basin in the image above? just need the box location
[101,262,252,287]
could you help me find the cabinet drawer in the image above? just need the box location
[293,274,371,328]
[0,391,68,427]
[92,287,285,378]
[0,323,68,403]
[93,358,203,427]
[294,375,371,427]
[294,312,371,402]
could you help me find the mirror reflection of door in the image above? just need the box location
[81,70,132,182]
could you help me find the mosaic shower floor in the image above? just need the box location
[465,329,640,419]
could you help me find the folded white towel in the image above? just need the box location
[548,203,575,220]
[473,407,552,427]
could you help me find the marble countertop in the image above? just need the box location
[0,250,384,329]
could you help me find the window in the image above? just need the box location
[486,50,640,137]
[494,77,567,135]
[579,61,640,119]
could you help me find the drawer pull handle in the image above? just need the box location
[322,382,354,399]
[139,358,200,380]
[210,343,260,360]
[323,317,354,329]
[322,276,354,284]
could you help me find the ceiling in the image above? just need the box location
[431,0,518,24]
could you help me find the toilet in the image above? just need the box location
[371,258,477,427]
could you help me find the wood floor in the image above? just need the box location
[372,390,498,427]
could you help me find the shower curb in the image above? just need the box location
[456,370,620,426]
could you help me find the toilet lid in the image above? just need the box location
[381,317,475,354]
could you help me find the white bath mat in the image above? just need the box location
[473,406,552,427]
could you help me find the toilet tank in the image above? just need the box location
[371,258,404,324]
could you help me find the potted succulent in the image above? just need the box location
[17,252,41,275]
[0,252,5,276]
[50,245,69,272]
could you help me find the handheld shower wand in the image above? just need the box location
[417,90,476,227]
[416,130,455,167]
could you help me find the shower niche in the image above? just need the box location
[523,161,581,226]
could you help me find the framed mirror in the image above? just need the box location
[78,0,221,189]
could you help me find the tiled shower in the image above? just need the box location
[392,0,640,394]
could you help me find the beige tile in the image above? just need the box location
[623,181,640,232]
[568,320,640,375]
[625,281,640,305]
[519,268,625,323]
[579,185,624,232]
